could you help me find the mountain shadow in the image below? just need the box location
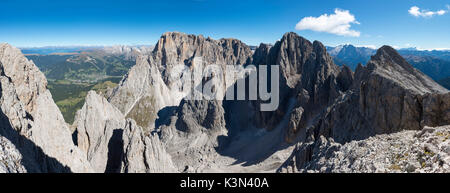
[0,108,71,173]
[104,129,124,173]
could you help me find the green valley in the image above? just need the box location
[47,78,119,124]
[24,46,151,124]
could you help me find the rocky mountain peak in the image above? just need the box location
[279,32,313,53]
[0,43,92,172]
[0,43,47,113]
[154,31,202,54]
[370,45,414,71]
[310,40,339,74]
[362,45,448,94]
[153,31,252,67]
[271,32,313,88]
[312,40,327,52]
[252,43,272,65]
[281,32,310,43]
[108,32,254,131]
[338,44,358,54]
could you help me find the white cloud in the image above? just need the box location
[356,45,377,49]
[295,9,360,37]
[433,48,450,51]
[408,6,448,18]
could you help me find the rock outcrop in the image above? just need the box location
[247,32,342,141]
[279,125,450,173]
[0,136,26,173]
[121,119,177,173]
[73,91,176,173]
[73,91,126,172]
[0,43,92,172]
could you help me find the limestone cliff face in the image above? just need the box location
[108,32,448,173]
[153,32,252,83]
[313,46,449,143]
[144,32,346,171]
[280,46,450,173]
[0,44,47,114]
[0,136,26,173]
[240,32,342,140]
[107,56,175,130]
[73,91,125,172]
[108,32,254,131]
[121,119,177,173]
[0,43,92,172]
[73,91,176,173]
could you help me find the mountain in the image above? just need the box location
[279,125,450,172]
[438,77,450,89]
[327,45,450,87]
[398,48,450,61]
[327,44,376,70]
[279,45,450,172]
[20,46,102,55]
[0,32,449,173]
[401,55,450,81]
[0,43,92,172]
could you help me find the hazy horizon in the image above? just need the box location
[2,0,450,50]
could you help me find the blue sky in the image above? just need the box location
[1,0,449,49]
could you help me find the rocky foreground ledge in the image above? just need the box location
[279,125,450,173]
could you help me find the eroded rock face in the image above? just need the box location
[0,43,47,114]
[152,32,252,84]
[108,32,254,131]
[278,45,450,173]
[156,99,228,171]
[249,32,341,139]
[0,136,26,173]
[73,91,177,173]
[121,33,448,173]
[73,91,126,172]
[314,46,449,143]
[336,65,354,92]
[422,92,450,127]
[121,119,177,173]
[0,43,92,173]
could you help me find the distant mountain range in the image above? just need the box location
[21,45,153,55]
[21,46,103,55]
[24,45,152,82]
[326,44,376,70]
[327,44,450,89]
